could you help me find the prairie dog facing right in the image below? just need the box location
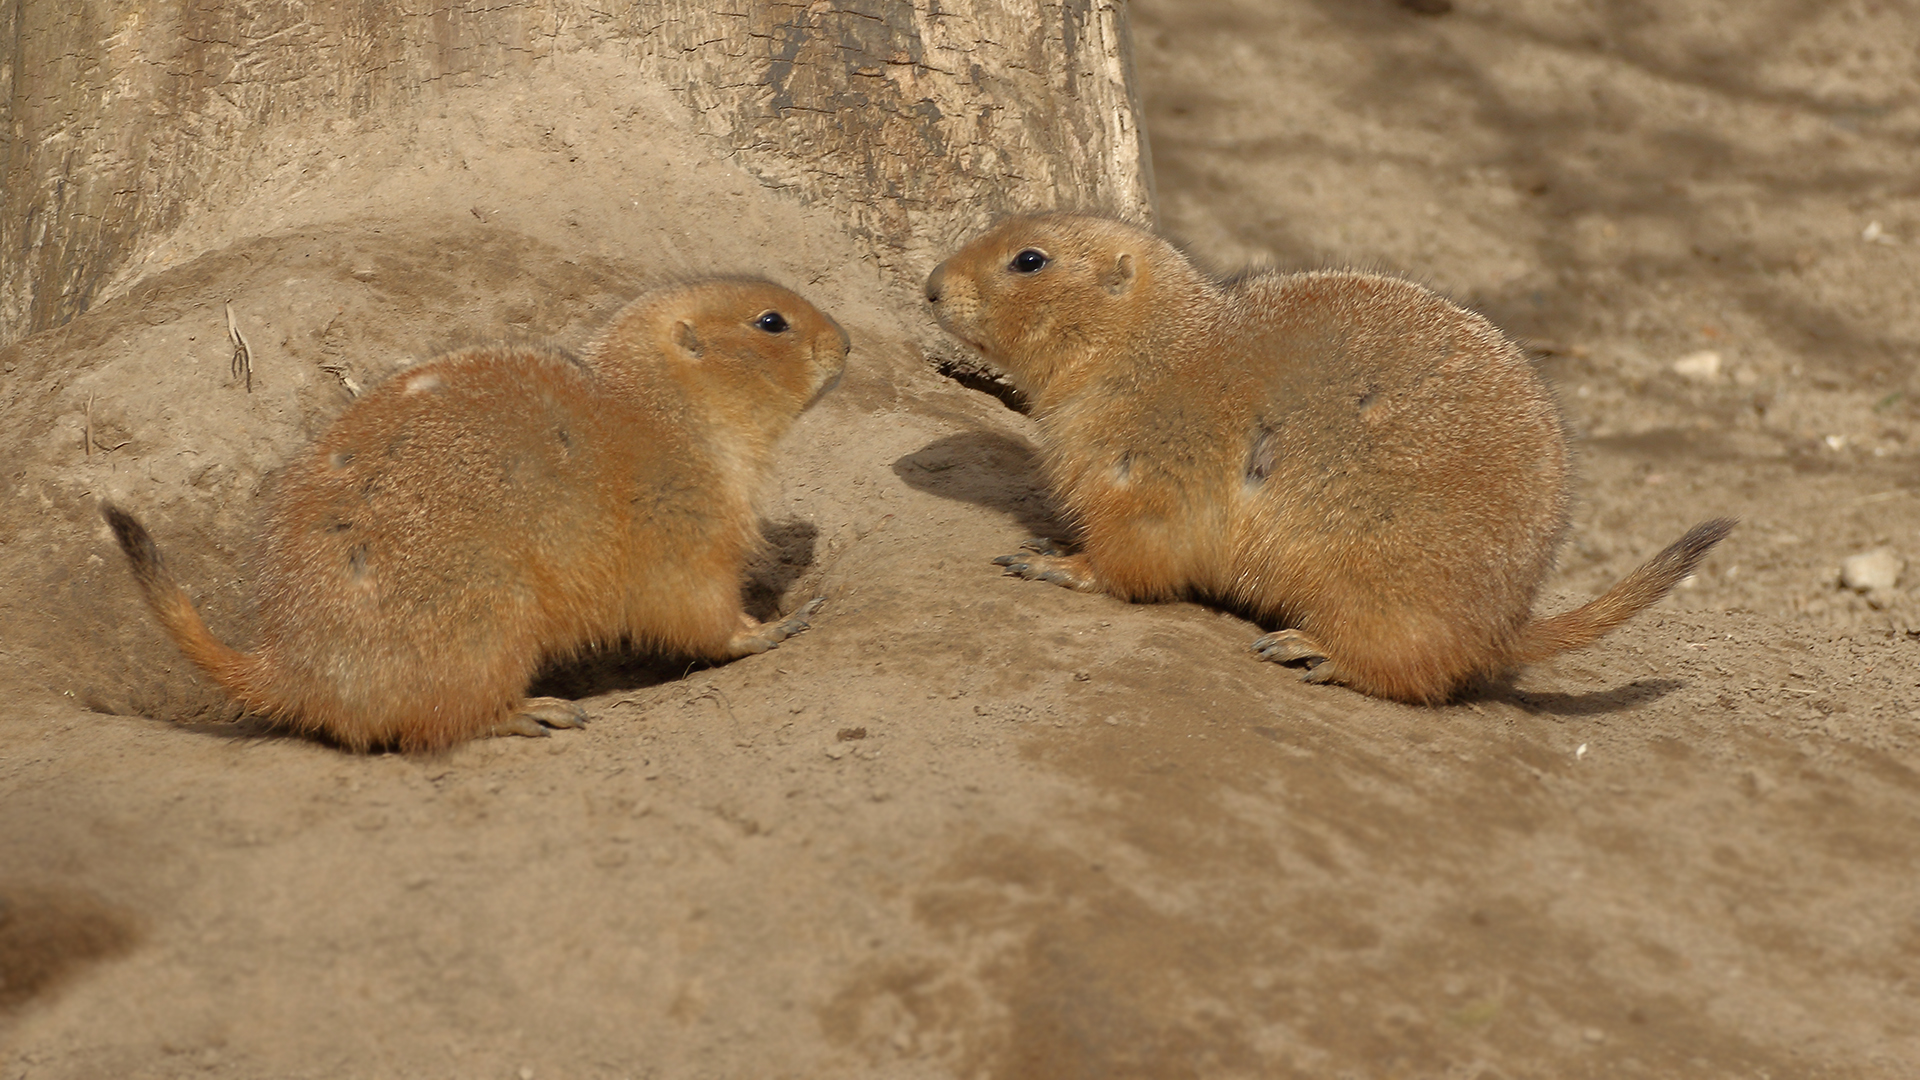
[925,212,1732,703]
[106,278,849,751]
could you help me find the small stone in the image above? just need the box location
[1840,549,1903,592]
[1582,1027,1605,1043]
[1672,350,1722,381]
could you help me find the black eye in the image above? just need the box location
[755,311,789,333]
[1009,249,1049,274]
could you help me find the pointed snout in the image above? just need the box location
[924,262,946,304]
[814,314,851,374]
[806,314,850,407]
[824,312,851,358]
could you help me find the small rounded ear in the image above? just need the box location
[1102,252,1136,295]
[671,319,703,358]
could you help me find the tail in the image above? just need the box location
[1512,518,1736,663]
[101,503,261,696]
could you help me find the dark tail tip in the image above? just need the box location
[1663,517,1738,577]
[101,502,165,580]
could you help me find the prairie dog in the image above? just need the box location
[925,212,1731,703]
[106,278,849,750]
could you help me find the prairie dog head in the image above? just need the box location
[924,213,1208,401]
[591,278,849,426]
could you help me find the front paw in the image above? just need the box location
[491,697,591,738]
[1251,629,1340,684]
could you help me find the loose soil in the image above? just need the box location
[4,2,1917,1077]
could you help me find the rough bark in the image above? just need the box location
[1,0,1153,346]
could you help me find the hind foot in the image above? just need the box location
[1251,629,1342,685]
[490,697,591,739]
[727,597,824,657]
[993,540,1100,592]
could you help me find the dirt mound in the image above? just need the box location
[5,2,1919,1076]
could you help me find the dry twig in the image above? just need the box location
[226,301,253,392]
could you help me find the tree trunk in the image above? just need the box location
[1,0,1154,346]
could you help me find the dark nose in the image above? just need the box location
[924,264,945,304]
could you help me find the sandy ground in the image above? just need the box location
[4,2,1918,1077]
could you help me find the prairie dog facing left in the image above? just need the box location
[106,278,848,751]
[925,212,1731,703]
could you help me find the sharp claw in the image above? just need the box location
[492,715,552,739]
[514,698,590,730]
[730,599,822,657]
[1300,662,1338,685]
[1019,537,1074,557]
[1251,630,1331,670]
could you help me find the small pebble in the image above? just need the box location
[1671,350,1722,381]
[1582,1027,1605,1043]
[1840,549,1903,592]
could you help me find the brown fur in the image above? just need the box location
[925,213,1732,703]
[105,279,849,751]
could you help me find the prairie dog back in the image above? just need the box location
[107,278,849,750]
[926,212,1729,702]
